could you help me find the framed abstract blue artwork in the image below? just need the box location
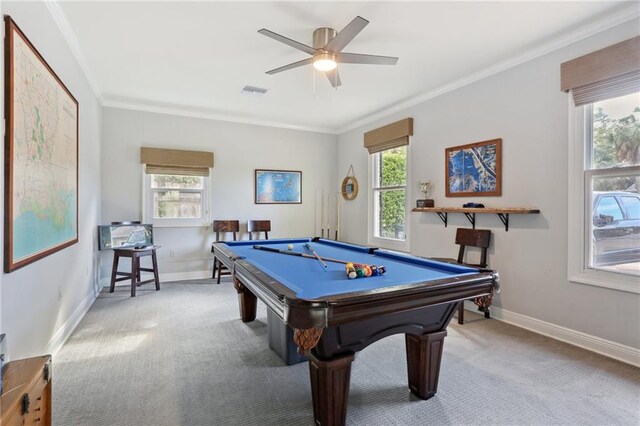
[446,139,502,197]
[255,170,302,204]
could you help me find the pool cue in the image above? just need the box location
[335,193,339,241]
[253,245,350,265]
[305,243,327,268]
[320,191,325,238]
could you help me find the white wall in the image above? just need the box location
[337,19,640,350]
[100,107,337,281]
[0,1,102,360]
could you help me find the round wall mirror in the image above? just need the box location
[341,176,359,200]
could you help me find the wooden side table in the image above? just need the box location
[110,245,161,297]
[0,355,52,426]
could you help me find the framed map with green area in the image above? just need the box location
[4,16,79,272]
[255,170,302,204]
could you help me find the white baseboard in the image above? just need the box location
[464,301,640,367]
[43,289,99,357]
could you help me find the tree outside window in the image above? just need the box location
[372,146,407,240]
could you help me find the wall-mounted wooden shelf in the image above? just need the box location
[411,207,540,231]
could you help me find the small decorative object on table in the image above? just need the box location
[417,180,434,208]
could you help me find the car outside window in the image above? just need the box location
[621,196,640,219]
[595,196,623,221]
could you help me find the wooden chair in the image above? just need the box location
[211,220,239,284]
[434,228,492,324]
[248,220,271,240]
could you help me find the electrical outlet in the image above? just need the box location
[170,250,175,257]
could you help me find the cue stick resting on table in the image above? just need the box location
[304,243,327,269]
[253,245,349,265]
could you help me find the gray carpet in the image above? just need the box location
[53,280,640,426]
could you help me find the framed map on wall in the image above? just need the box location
[4,16,79,272]
[255,170,302,204]
[445,138,502,197]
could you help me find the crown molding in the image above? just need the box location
[42,1,639,136]
[336,4,640,135]
[44,0,103,102]
[102,97,337,135]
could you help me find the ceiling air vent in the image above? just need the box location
[241,85,268,96]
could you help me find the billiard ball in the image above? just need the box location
[287,244,294,250]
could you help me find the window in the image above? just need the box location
[585,94,640,275]
[563,36,640,292]
[143,172,210,227]
[370,145,409,250]
[569,92,640,292]
[140,147,213,228]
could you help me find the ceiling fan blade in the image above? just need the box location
[326,69,342,88]
[265,57,314,75]
[258,29,317,55]
[324,16,369,53]
[338,52,398,65]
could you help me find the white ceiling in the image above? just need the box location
[57,1,637,133]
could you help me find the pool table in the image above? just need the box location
[212,237,499,426]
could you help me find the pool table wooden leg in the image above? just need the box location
[233,277,257,322]
[308,351,355,426]
[405,330,447,400]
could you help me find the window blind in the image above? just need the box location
[561,36,640,106]
[364,118,413,154]
[140,147,214,176]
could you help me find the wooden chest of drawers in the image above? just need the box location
[1,355,52,426]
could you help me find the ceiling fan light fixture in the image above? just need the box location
[313,53,337,72]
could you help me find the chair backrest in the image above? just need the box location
[455,228,491,268]
[248,220,271,240]
[213,220,240,242]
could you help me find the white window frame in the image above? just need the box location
[567,97,640,294]
[368,144,411,252]
[142,168,211,228]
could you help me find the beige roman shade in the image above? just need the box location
[140,147,214,177]
[364,118,413,154]
[561,36,640,106]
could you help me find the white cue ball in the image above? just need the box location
[287,244,294,250]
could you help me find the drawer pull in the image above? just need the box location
[35,407,41,412]
[37,396,42,401]
[34,417,41,423]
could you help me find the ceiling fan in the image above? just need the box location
[258,16,399,88]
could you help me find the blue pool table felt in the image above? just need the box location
[224,238,478,299]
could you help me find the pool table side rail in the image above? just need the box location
[326,274,497,326]
[234,260,498,329]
